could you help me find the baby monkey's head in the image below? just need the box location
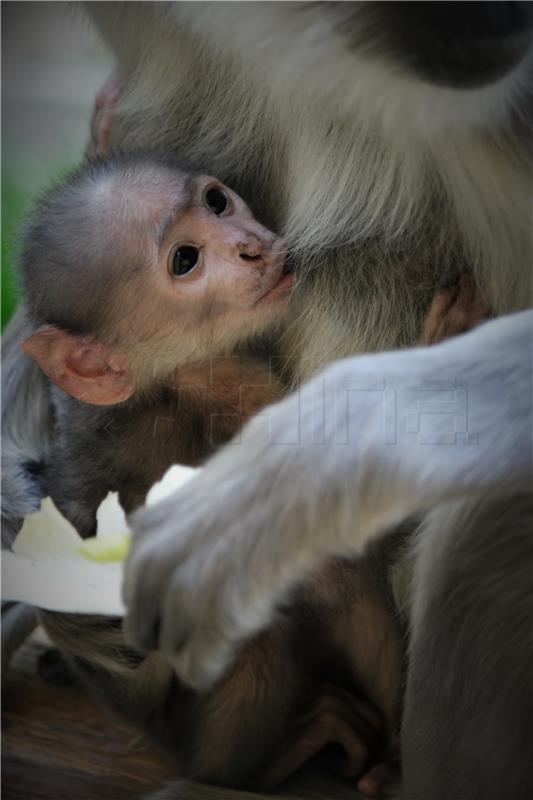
[21,153,292,405]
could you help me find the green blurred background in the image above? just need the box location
[2,2,112,330]
[2,183,26,328]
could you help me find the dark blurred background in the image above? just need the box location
[2,2,112,328]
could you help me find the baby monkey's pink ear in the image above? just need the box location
[21,325,134,406]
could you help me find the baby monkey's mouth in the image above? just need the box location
[259,251,295,304]
[269,269,295,295]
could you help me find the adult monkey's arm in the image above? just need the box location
[124,311,532,690]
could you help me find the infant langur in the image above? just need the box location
[17,145,491,798]
[18,152,489,798]
[20,153,293,532]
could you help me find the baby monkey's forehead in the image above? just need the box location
[113,166,198,242]
[125,165,195,210]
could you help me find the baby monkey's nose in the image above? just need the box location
[237,233,268,263]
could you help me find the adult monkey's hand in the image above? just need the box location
[123,312,532,690]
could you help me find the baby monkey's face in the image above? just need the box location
[20,165,294,406]
[134,169,293,342]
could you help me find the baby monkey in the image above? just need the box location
[18,111,401,795]
[21,152,293,530]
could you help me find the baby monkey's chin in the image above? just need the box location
[257,270,295,306]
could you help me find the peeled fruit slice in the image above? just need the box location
[78,532,131,562]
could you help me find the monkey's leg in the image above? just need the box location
[402,495,533,800]
[190,661,386,795]
[317,558,405,798]
[181,623,312,789]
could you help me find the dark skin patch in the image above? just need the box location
[329,1,533,88]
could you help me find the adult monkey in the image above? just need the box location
[2,2,532,800]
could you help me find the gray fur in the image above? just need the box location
[404,495,533,800]
[126,311,532,799]
[1,309,53,546]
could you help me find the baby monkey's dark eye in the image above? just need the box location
[204,186,228,216]
[172,246,199,276]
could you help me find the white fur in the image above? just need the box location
[105,1,532,319]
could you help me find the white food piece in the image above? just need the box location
[1,464,199,616]
[146,464,198,506]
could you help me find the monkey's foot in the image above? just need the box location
[420,275,491,345]
[263,684,387,795]
[87,74,122,159]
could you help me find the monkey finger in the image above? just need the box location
[92,108,114,157]
[356,734,401,797]
[423,274,492,345]
[284,687,381,783]
[94,76,122,110]
[300,685,382,751]
[419,286,459,344]
[313,683,382,734]
[262,731,331,788]
[448,274,491,329]
[87,75,122,158]
[356,760,401,798]
[264,706,372,789]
